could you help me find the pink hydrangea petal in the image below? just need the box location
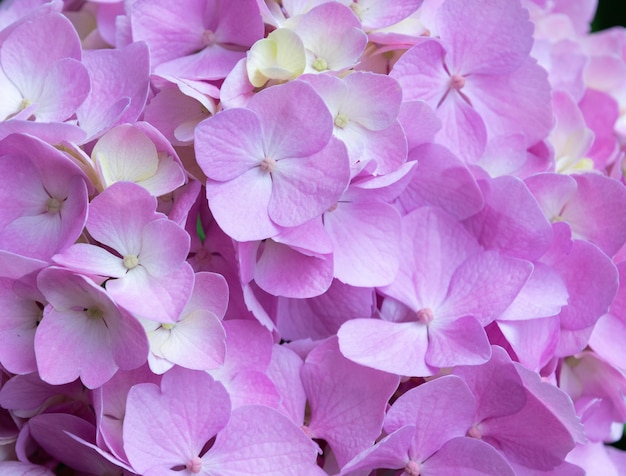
[1,12,81,99]
[422,437,515,476]
[385,375,477,460]
[303,338,399,467]
[86,182,159,254]
[248,80,333,160]
[202,405,319,475]
[255,240,333,298]
[138,219,190,277]
[464,58,553,146]
[107,261,194,323]
[205,169,279,241]
[195,107,264,181]
[35,58,90,122]
[391,39,450,108]
[338,318,432,377]
[437,0,533,75]
[53,243,127,278]
[324,199,400,287]
[269,139,350,227]
[399,143,483,220]
[123,368,231,474]
[426,315,492,368]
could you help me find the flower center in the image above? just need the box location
[46,197,63,214]
[405,460,421,476]
[186,456,203,474]
[468,425,482,439]
[85,307,104,320]
[201,29,216,47]
[334,113,349,129]
[450,73,465,90]
[123,255,139,269]
[161,323,175,330]
[416,307,434,324]
[312,57,328,71]
[260,156,277,173]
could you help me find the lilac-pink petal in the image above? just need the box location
[267,344,306,425]
[137,219,191,277]
[202,405,319,475]
[464,57,553,146]
[255,239,333,298]
[77,41,150,140]
[399,143,483,220]
[108,261,195,322]
[434,89,488,162]
[195,107,264,182]
[426,316,492,368]
[248,80,333,160]
[338,318,432,377]
[324,199,400,287]
[440,250,532,325]
[437,0,533,75]
[276,280,375,341]
[385,375,477,460]
[422,437,515,476]
[86,181,160,253]
[302,338,400,467]
[269,137,350,227]
[340,426,415,475]
[29,413,124,475]
[205,170,279,242]
[391,39,450,108]
[53,243,127,278]
[0,461,54,475]
[124,368,231,475]
[35,57,90,122]
[463,175,553,261]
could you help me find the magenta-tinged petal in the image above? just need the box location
[441,250,532,325]
[29,413,124,475]
[338,318,432,377]
[426,316,492,368]
[255,240,333,298]
[494,317,560,371]
[202,405,319,475]
[434,90,488,162]
[195,107,264,182]
[463,175,553,261]
[267,345,306,425]
[399,143,483,219]
[248,80,333,160]
[53,243,126,278]
[382,207,481,312]
[130,0,208,66]
[0,461,54,475]
[437,0,533,75]
[35,57,90,122]
[324,199,400,287]
[422,437,515,476]
[341,426,414,475]
[464,58,553,146]
[86,181,159,254]
[303,338,399,467]
[123,368,231,474]
[385,375,476,461]
[77,41,150,140]
[206,169,279,242]
[269,137,350,227]
[1,12,81,99]
[107,261,194,323]
[276,280,375,341]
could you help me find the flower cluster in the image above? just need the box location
[0,0,625,474]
